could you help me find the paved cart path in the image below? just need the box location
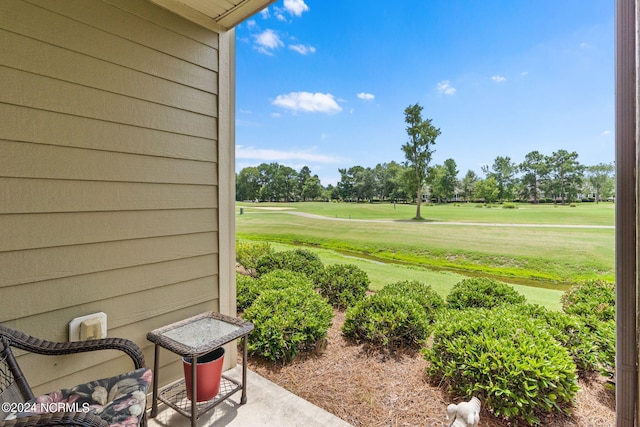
[249,209,614,229]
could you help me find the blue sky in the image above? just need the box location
[235,0,614,187]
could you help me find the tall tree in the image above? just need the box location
[476,176,499,204]
[546,150,584,204]
[236,166,261,201]
[337,167,355,201]
[427,159,458,203]
[301,174,323,201]
[586,163,615,203]
[519,151,548,203]
[482,156,517,202]
[401,103,440,219]
[352,167,376,202]
[460,170,478,201]
[297,166,312,200]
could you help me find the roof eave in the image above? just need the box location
[148,0,277,32]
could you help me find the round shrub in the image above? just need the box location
[236,240,274,275]
[255,248,324,278]
[342,293,430,349]
[561,279,615,322]
[315,264,370,308]
[237,269,314,312]
[517,304,601,376]
[446,277,526,309]
[243,287,333,362]
[236,272,258,312]
[378,280,444,320]
[561,280,615,378]
[425,306,578,425]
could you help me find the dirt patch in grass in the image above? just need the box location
[246,310,615,427]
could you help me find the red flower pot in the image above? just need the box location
[183,347,225,402]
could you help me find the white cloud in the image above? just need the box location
[437,80,456,95]
[254,29,283,55]
[601,130,611,136]
[357,92,375,101]
[491,75,506,83]
[273,92,342,113]
[521,71,529,77]
[260,8,270,19]
[289,44,316,55]
[284,0,309,16]
[236,145,340,163]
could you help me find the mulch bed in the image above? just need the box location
[246,309,615,427]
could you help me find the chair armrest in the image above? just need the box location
[0,325,145,370]
[0,411,108,427]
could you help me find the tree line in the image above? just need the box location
[236,103,614,207]
[235,154,614,204]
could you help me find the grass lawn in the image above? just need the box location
[238,200,615,225]
[236,202,614,285]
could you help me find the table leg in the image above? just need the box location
[191,356,197,427]
[241,335,248,404]
[151,344,160,418]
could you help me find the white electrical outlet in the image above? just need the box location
[69,312,107,341]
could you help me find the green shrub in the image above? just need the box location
[315,264,370,308]
[342,293,430,349]
[502,203,518,209]
[517,304,601,376]
[592,319,616,378]
[446,277,526,309]
[561,279,615,322]
[237,269,314,312]
[255,248,324,278]
[236,272,258,312]
[243,287,333,362]
[378,280,444,320]
[236,241,274,274]
[425,307,578,425]
[560,280,616,378]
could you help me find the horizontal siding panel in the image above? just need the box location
[0,232,218,288]
[110,276,219,328]
[0,104,217,161]
[0,140,216,185]
[104,0,220,47]
[0,179,217,214]
[1,255,218,322]
[26,299,219,395]
[14,278,218,388]
[0,67,216,138]
[0,0,216,92]
[1,31,217,115]
[27,0,219,71]
[1,0,225,393]
[33,354,149,398]
[0,210,217,252]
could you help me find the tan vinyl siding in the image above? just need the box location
[0,0,227,393]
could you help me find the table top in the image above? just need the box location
[147,312,254,357]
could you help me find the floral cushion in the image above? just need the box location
[6,367,152,427]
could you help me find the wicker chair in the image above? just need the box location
[0,325,150,427]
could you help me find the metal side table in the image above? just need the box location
[147,312,254,427]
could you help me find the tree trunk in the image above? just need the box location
[415,186,422,219]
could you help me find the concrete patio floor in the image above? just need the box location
[147,365,353,427]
